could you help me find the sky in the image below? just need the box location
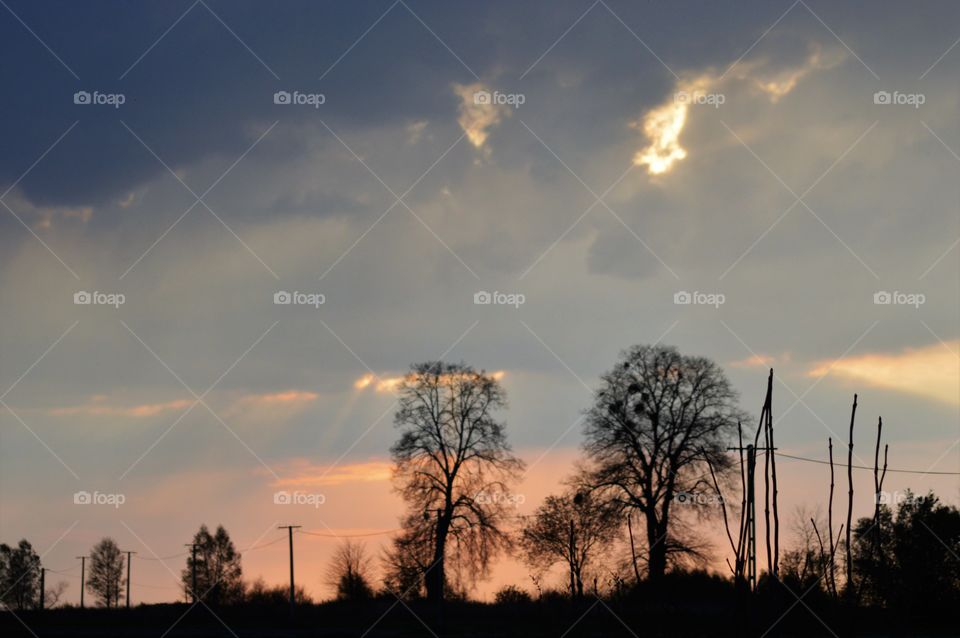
[0,0,958,605]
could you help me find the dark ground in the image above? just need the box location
[2,597,957,638]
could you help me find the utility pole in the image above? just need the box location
[76,556,87,608]
[39,567,45,610]
[728,443,776,591]
[123,551,136,608]
[278,526,301,612]
[185,544,198,603]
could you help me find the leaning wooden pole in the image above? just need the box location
[735,421,747,581]
[871,418,889,574]
[760,371,773,577]
[827,437,837,597]
[845,394,858,599]
[768,370,780,579]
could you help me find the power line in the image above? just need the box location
[138,551,190,561]
[775,452,960,475]
[296,528,401,538]
[244,535,288,551]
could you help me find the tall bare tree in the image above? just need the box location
[582,345,745,582]
[87,538,124,608]
[520,490,619,597]
[390,361,524,602]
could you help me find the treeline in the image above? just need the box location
[3,344,959,617]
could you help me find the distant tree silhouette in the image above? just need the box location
[520,490,619,597]
[325,540,374,600]
[245,577,311,605]
[43,580,69,608]
[780,507,829,593]
[852,491,960,612]
[390,361,525,602]
[582,345,745,582]
[87,538,124,608]
[0,539,41,609]
[380,523,432,599]
[493,584,532,604]
[181,524,244,605]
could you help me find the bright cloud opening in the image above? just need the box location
[355,370,506,393]
[807,341,960,406]
[452,81,510,151]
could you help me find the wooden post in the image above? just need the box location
[76,556,86,608]
[124,551,135,608]
[278,525,301,613]
[845,394,858,599]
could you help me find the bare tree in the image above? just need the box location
[325,540,374,600]
[390,361,525,602]
[43,581,69,608]
[582,345,745,582]
[87,538,124,608]
[520,490,619,597]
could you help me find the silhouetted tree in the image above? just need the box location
[494,584,532,604]
[87,538,124,608]
[780,507,829,593]
[852,491,960,612]
[582,345,745,582]
[0,540,41,609]
[245,577,311,605]
[520,490,619,597]
[325,540,374,600]
[181,524,244,605]
[381,521,432,599]
[390,361,525,602]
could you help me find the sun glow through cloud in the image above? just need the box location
[807,341,960,406]
[354,371,506,393]
[632,99,689,175]
[452,81,510,152]
[271,459,394,487]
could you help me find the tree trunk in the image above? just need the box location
[646,515,668,581]
[426,512,448,604]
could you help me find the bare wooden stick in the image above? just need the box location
[828,437,837,597]
[761,371,773,576]
[845,394,858,599]
[811,518,828,587]
[735,421,747,580]
[872,417,883,558]
[768,370,780,579]
[708,456,738,564]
